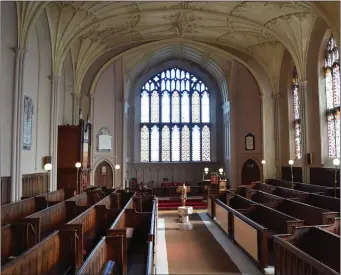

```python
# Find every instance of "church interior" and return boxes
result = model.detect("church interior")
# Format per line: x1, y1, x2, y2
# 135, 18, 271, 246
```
1, 1, 340, 274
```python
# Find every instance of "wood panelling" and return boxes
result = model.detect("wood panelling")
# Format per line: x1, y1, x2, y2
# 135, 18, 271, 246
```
234, 215, 258, 261
281, 166, 302, 182
310, 167, 340, 187
22, 173, 48, 199
215, 202, 229, 234
1, 177, 11, 205
95, 161, 113, 188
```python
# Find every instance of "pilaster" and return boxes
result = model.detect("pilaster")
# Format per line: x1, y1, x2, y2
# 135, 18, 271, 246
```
49, 75, 60, 191
273, 93, 281, 178
299, 80, 309, 183
72, 93, 81, 125
11, 47, 26, 201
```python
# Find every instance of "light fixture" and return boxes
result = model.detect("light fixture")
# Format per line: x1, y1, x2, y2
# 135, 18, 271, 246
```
288, 159, 294, 189
75, 162, 81, 168
44, 163, 52, 208
333, 158, 340, 198
218, 168, 223, 174
204, 167, 209, 174
261, 160, 266, 165
115, 164, 121, 170
44, 163, 52, 171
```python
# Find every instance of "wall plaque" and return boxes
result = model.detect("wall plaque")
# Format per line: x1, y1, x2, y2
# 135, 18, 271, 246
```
97, 127, 112, 152
245, 133, 255, 150
23, 96, 34, 150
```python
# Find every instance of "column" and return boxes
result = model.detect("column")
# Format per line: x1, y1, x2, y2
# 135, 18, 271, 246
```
222, 102, 230, 179
299, 80, 309, 183
261, 93, 276, 179
89, 94, 96, 186
72, 93, 81, 125
273, 93, 281, 178
49, 76, 60, 191
11, 47, 26, 201
123, 101, 129, 188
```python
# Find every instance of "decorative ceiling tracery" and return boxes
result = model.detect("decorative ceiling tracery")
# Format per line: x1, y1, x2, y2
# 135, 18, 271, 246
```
16, 1, 339, 95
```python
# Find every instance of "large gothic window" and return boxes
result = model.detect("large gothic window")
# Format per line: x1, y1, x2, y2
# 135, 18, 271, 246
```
140, 67, 211, 162
292, 67, 302, 159
324, 35, 340, 158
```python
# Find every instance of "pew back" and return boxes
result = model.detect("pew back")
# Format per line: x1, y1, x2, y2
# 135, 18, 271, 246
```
274, 227, 340, 275
299, 193, 340, 212
1, 198, 38, 226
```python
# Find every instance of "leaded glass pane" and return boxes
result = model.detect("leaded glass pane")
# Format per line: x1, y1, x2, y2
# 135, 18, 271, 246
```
202, 126, 210, 161
172, 126, 180, 161
151, 126, 159, 161
181, 126, 190, 161
294, 121, 302, 159
162, 92, 170, 123
192, 91, 200, 123
141, 91, 149, 123
326, 68, 334, 109
328, 114, 336, 157
192, 125, 200, 161
140, 126, 149, 162
161, 126, 170, 161
333, 64, 340, 107
202, 91, 210, 123
172, 91, 180, 123
181, 92, 190, 123
335, 113, 340, 158
151, 91, 159, 123
293, 85, 300, 120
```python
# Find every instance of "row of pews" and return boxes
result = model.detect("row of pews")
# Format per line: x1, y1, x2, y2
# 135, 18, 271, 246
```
266, 178, 340, 198
1, 187, 157, 275
208, 181, 340, 275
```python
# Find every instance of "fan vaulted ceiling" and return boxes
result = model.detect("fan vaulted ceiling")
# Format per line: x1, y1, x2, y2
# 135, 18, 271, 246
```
17, 1, 340, 94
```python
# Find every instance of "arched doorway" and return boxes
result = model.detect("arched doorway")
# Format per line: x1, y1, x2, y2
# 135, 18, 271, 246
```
241, 159, 261, 185
94, 161, 113, 188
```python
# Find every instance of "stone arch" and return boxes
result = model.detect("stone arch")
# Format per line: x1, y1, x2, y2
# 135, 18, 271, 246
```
92, 157, 115, 188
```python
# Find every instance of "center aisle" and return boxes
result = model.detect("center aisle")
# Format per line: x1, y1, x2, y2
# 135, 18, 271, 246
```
156, 210, 262, 275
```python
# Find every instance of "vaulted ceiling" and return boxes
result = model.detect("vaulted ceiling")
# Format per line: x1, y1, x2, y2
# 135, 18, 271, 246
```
17, 1, 340, 95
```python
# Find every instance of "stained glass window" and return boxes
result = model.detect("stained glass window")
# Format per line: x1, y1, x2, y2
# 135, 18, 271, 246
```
292, 68, 302, 159
140, 67, 211, 162
324, 35, 340, 158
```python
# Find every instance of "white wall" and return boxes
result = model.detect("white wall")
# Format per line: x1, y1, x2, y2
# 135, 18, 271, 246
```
21, 12, 52, 175
0, 1, 17, 177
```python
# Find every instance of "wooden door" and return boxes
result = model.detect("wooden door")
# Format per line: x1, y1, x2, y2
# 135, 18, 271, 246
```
95, 161, 113, 188
241, 159, 261, 186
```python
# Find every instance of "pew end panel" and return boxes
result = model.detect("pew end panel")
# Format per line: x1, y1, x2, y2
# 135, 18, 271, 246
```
60, 224, 84, 270
318, 217, 340, 235
274, 226, 340, 275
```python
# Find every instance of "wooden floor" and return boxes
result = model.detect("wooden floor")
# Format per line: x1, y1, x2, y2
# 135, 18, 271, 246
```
157, 210, 264, 275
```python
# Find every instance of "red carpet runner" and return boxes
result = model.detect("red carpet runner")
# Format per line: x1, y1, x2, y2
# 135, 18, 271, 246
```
158, 198, 207, 210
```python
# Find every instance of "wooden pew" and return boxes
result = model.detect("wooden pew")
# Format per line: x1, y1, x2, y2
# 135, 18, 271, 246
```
325, 187, 340, 198
77, 199, 157, 275
77, 237, 121, 275
318, 217, 340, 235
146, 199, 157, 275
274, 226, 340, 275
1, 228, 83, 275
297, 193, 340, 212
266, 178, 330, 194
1, 189, 70, 226
242, 190, 287, 205
269, 199, 339, 226
62, 198, 122, 267
1, 191, 103, 266
214, 199, 304, 268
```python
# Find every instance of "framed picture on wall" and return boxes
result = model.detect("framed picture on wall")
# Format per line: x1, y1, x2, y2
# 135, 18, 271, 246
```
23, 95, 34, 150
245, 133, 255, 150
